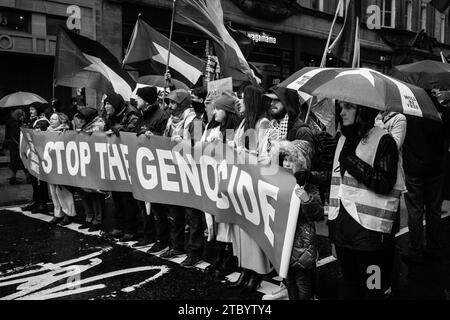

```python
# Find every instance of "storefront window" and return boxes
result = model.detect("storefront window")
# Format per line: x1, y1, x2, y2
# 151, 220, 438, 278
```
46, 15, 68, 36
0, 8, 30, 33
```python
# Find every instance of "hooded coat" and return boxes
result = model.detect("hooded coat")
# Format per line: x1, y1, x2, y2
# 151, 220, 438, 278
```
268, 86, 318, 164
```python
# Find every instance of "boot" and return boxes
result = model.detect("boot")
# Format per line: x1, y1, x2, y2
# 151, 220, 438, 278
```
205, 241, 225, 275
216, 243, 237, 278
241, 272, 262, 293
227, 268, 252, 289
22, 201, 37, 212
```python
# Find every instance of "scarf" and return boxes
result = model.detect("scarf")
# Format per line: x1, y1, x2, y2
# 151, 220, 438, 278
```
266, 113, 289, 152
164, 108, 196, 137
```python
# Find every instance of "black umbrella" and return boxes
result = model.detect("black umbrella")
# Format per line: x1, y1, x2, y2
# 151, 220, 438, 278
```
390, 60, 450, 90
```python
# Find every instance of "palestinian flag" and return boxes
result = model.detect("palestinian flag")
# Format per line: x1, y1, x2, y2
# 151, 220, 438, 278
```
329, 0, 361, 67
54, 28, 136, 100
174, 0, 255, 86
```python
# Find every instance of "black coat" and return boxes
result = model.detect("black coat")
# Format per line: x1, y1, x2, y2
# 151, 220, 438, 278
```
135, 103, 168, 136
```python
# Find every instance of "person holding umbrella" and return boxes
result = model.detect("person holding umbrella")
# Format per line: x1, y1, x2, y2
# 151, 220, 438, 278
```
22, 102, 50, 213
328, 101, 400, 300
5, 109, 29, 185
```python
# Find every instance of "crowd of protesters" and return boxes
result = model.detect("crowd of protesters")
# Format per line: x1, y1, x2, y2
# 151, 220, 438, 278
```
4, 71, 450, 301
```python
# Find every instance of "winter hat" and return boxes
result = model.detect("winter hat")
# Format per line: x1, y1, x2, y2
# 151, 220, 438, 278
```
76, 107, 98, 124
212, 92, 238, 114
273, 139, 312, 173
104, 92, 126, 115
136, 86, 158, 104
166, 89, 192, 105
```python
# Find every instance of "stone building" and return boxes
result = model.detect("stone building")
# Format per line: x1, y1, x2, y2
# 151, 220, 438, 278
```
1, 0, 450, 107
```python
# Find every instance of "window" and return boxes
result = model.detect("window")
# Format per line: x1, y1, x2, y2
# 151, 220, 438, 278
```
421, 2, 427, 31
441, 14, 446, 43
46, 15, 67, 36
0, 8, 31, 33
382, 0, 396, 28
406, 0, 412, 30
312, 0, 324, 11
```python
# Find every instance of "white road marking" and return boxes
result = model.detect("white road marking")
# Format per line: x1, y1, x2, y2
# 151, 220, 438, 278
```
3, 206, 450, 290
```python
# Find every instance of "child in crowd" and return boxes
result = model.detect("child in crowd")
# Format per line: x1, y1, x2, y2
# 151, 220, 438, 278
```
275, 139, 324, 300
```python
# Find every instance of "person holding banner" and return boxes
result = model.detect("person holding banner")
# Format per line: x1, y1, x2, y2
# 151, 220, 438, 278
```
103, 93, 141, 241
203, 93, 242, 277
134, 86, 168, 247
159, 89, 197, 259
228, 86, 273, 293
328, 101, 400, 300
47, 112, 77, 226
22, 102, 50, 214
276, 139, 324, 300
73, 107, 106, 232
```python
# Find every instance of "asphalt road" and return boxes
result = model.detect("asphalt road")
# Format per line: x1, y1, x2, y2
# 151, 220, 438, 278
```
1, 205, 449, 301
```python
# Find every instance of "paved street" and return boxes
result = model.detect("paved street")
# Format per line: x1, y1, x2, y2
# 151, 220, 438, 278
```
1, 195, 449, 300
1, 152, 450, 300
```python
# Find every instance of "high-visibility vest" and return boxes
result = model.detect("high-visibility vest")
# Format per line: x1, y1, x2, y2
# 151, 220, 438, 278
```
328, 127, 401, 234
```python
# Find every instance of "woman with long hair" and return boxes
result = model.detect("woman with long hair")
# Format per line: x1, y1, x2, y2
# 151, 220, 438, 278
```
328, 101, 400, 300
203, 93, 241, 278
227, 85, 273, 293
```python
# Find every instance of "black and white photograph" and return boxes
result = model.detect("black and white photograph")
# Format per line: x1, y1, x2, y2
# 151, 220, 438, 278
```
1, 0, 450, 309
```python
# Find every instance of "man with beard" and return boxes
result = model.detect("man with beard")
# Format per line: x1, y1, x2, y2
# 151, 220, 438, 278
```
134, 86, 169, 247
264, 87, 317, 159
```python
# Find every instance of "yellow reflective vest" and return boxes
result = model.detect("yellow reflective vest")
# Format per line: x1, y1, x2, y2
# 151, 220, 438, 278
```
328, 127, 401, 234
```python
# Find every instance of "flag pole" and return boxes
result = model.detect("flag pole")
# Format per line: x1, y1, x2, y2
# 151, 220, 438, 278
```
441, 51, 448, 64
163, 0, 177, 101
320, 0, 343, 68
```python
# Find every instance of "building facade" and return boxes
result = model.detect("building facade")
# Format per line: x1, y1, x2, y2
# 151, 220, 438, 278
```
1, 0, 450, 107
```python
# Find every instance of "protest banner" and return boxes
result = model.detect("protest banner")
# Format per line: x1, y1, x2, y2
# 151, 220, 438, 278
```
20, 128, 300, 278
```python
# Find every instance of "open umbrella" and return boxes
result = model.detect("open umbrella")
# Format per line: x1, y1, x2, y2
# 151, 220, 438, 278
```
137, 75, 189, 91
278, 67, 441, 122
0, 91, 47, 108
390, 60, 450, 90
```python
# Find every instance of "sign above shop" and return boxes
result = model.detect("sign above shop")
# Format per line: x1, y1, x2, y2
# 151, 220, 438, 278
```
246, 32, 277, 45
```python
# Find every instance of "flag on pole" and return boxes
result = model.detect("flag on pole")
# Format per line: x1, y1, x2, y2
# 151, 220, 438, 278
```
123, 17, 205, 88
54, 28, 136, 100
441, 51, 448, 64
328, 0, 361, 68
174, 0, 255, 86
431, 0, 450, 13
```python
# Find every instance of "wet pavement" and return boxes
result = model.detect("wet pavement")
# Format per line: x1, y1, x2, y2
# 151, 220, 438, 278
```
0, 209, 261, 300
1, 204, 450, 300
1, 161, 450, 300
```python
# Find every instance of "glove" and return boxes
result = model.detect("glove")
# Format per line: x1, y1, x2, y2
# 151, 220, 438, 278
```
112, 127, 121, 137
136, 130, 146, 137
339, 136, 359, 164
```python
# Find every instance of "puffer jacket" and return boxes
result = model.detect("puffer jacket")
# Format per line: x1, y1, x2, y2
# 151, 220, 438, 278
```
290, 183, 324, 270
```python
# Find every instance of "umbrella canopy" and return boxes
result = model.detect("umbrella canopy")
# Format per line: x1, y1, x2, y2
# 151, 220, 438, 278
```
137, 75, 189, 91
390, 60, 450, 90
278, 67, 441, 122
0, 91, 47, 108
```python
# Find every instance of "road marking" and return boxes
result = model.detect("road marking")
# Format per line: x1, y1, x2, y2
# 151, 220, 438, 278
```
3, 206, 450, 292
